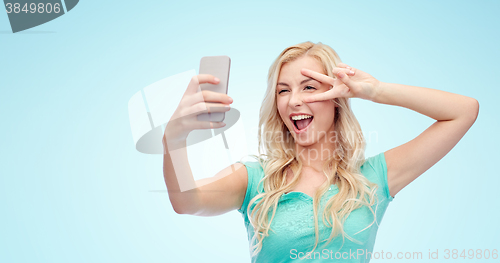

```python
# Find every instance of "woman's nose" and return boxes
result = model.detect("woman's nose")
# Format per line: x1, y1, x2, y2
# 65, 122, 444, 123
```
289, 91, 304, 107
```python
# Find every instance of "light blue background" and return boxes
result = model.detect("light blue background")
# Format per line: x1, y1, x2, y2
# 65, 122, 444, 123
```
1, 1, 499, 262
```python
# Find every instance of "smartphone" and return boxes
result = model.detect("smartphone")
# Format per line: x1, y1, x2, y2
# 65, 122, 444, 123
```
196, 56, 231, 122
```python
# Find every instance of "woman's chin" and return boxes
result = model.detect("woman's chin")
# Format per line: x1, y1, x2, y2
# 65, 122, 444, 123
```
293, 132, 316, 147
294, 139, 315, 147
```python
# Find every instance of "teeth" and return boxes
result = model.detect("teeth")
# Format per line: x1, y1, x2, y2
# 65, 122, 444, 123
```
291, 115, 313, 121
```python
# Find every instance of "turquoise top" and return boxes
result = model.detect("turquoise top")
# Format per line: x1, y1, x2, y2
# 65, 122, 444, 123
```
237, 153, 394, 263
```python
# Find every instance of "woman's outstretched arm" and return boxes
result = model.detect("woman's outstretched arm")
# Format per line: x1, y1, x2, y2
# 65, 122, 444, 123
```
163, 74, 248, 216
163, 138, 247, 216
301, 64, 479, 198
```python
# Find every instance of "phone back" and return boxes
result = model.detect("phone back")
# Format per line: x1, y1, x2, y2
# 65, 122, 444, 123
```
197, 56, 231, 122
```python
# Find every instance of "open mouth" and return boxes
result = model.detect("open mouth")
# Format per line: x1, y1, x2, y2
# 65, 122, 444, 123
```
291, 114, 314, 134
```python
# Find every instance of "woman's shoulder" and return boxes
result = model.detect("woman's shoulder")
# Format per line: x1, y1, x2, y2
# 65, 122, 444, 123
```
361, 152, 386, 175
239, 160, 264, 171
236, 158, 266, 215
360, 152, 394, 201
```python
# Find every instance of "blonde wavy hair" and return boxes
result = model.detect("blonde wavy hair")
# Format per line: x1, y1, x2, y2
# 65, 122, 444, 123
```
245, 41, 379, 257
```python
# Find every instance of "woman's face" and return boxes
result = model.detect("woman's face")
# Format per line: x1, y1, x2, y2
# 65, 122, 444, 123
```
276, 56, 337, 147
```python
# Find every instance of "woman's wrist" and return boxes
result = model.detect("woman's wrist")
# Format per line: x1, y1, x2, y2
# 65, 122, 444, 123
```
368, 80, 384, 103
162, 129, 188, 153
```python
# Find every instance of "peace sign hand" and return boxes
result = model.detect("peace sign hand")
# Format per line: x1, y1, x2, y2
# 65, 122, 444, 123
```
301, 63, 381, 103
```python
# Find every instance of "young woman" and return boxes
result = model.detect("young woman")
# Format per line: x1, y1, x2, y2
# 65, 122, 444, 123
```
162, 42, 479, 262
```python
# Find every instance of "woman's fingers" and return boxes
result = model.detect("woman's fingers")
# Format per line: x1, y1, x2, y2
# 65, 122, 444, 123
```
185, 90, 233, 106
337, 62, 352, 69
169, 102, 228, 136
301, 69, 335, 85
192, 121, 226, 130
303, 75, 353, 103
333, 79, 351, 97
303, 85, 351, 103
333, 67, 356, 76
301, 68, 354, 85
303, 89, 338, 103
333, 71, 358, 97
166, 74, 231, 141
300, 67, 355, 103
184, 102, 231, 116
186, 74, 221, 94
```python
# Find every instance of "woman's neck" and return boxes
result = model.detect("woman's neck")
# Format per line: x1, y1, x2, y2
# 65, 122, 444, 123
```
294, 140, 337, 172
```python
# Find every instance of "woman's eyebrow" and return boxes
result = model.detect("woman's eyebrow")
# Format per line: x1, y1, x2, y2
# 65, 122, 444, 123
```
277, 78, 315, 87
300, 78, 315, 85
